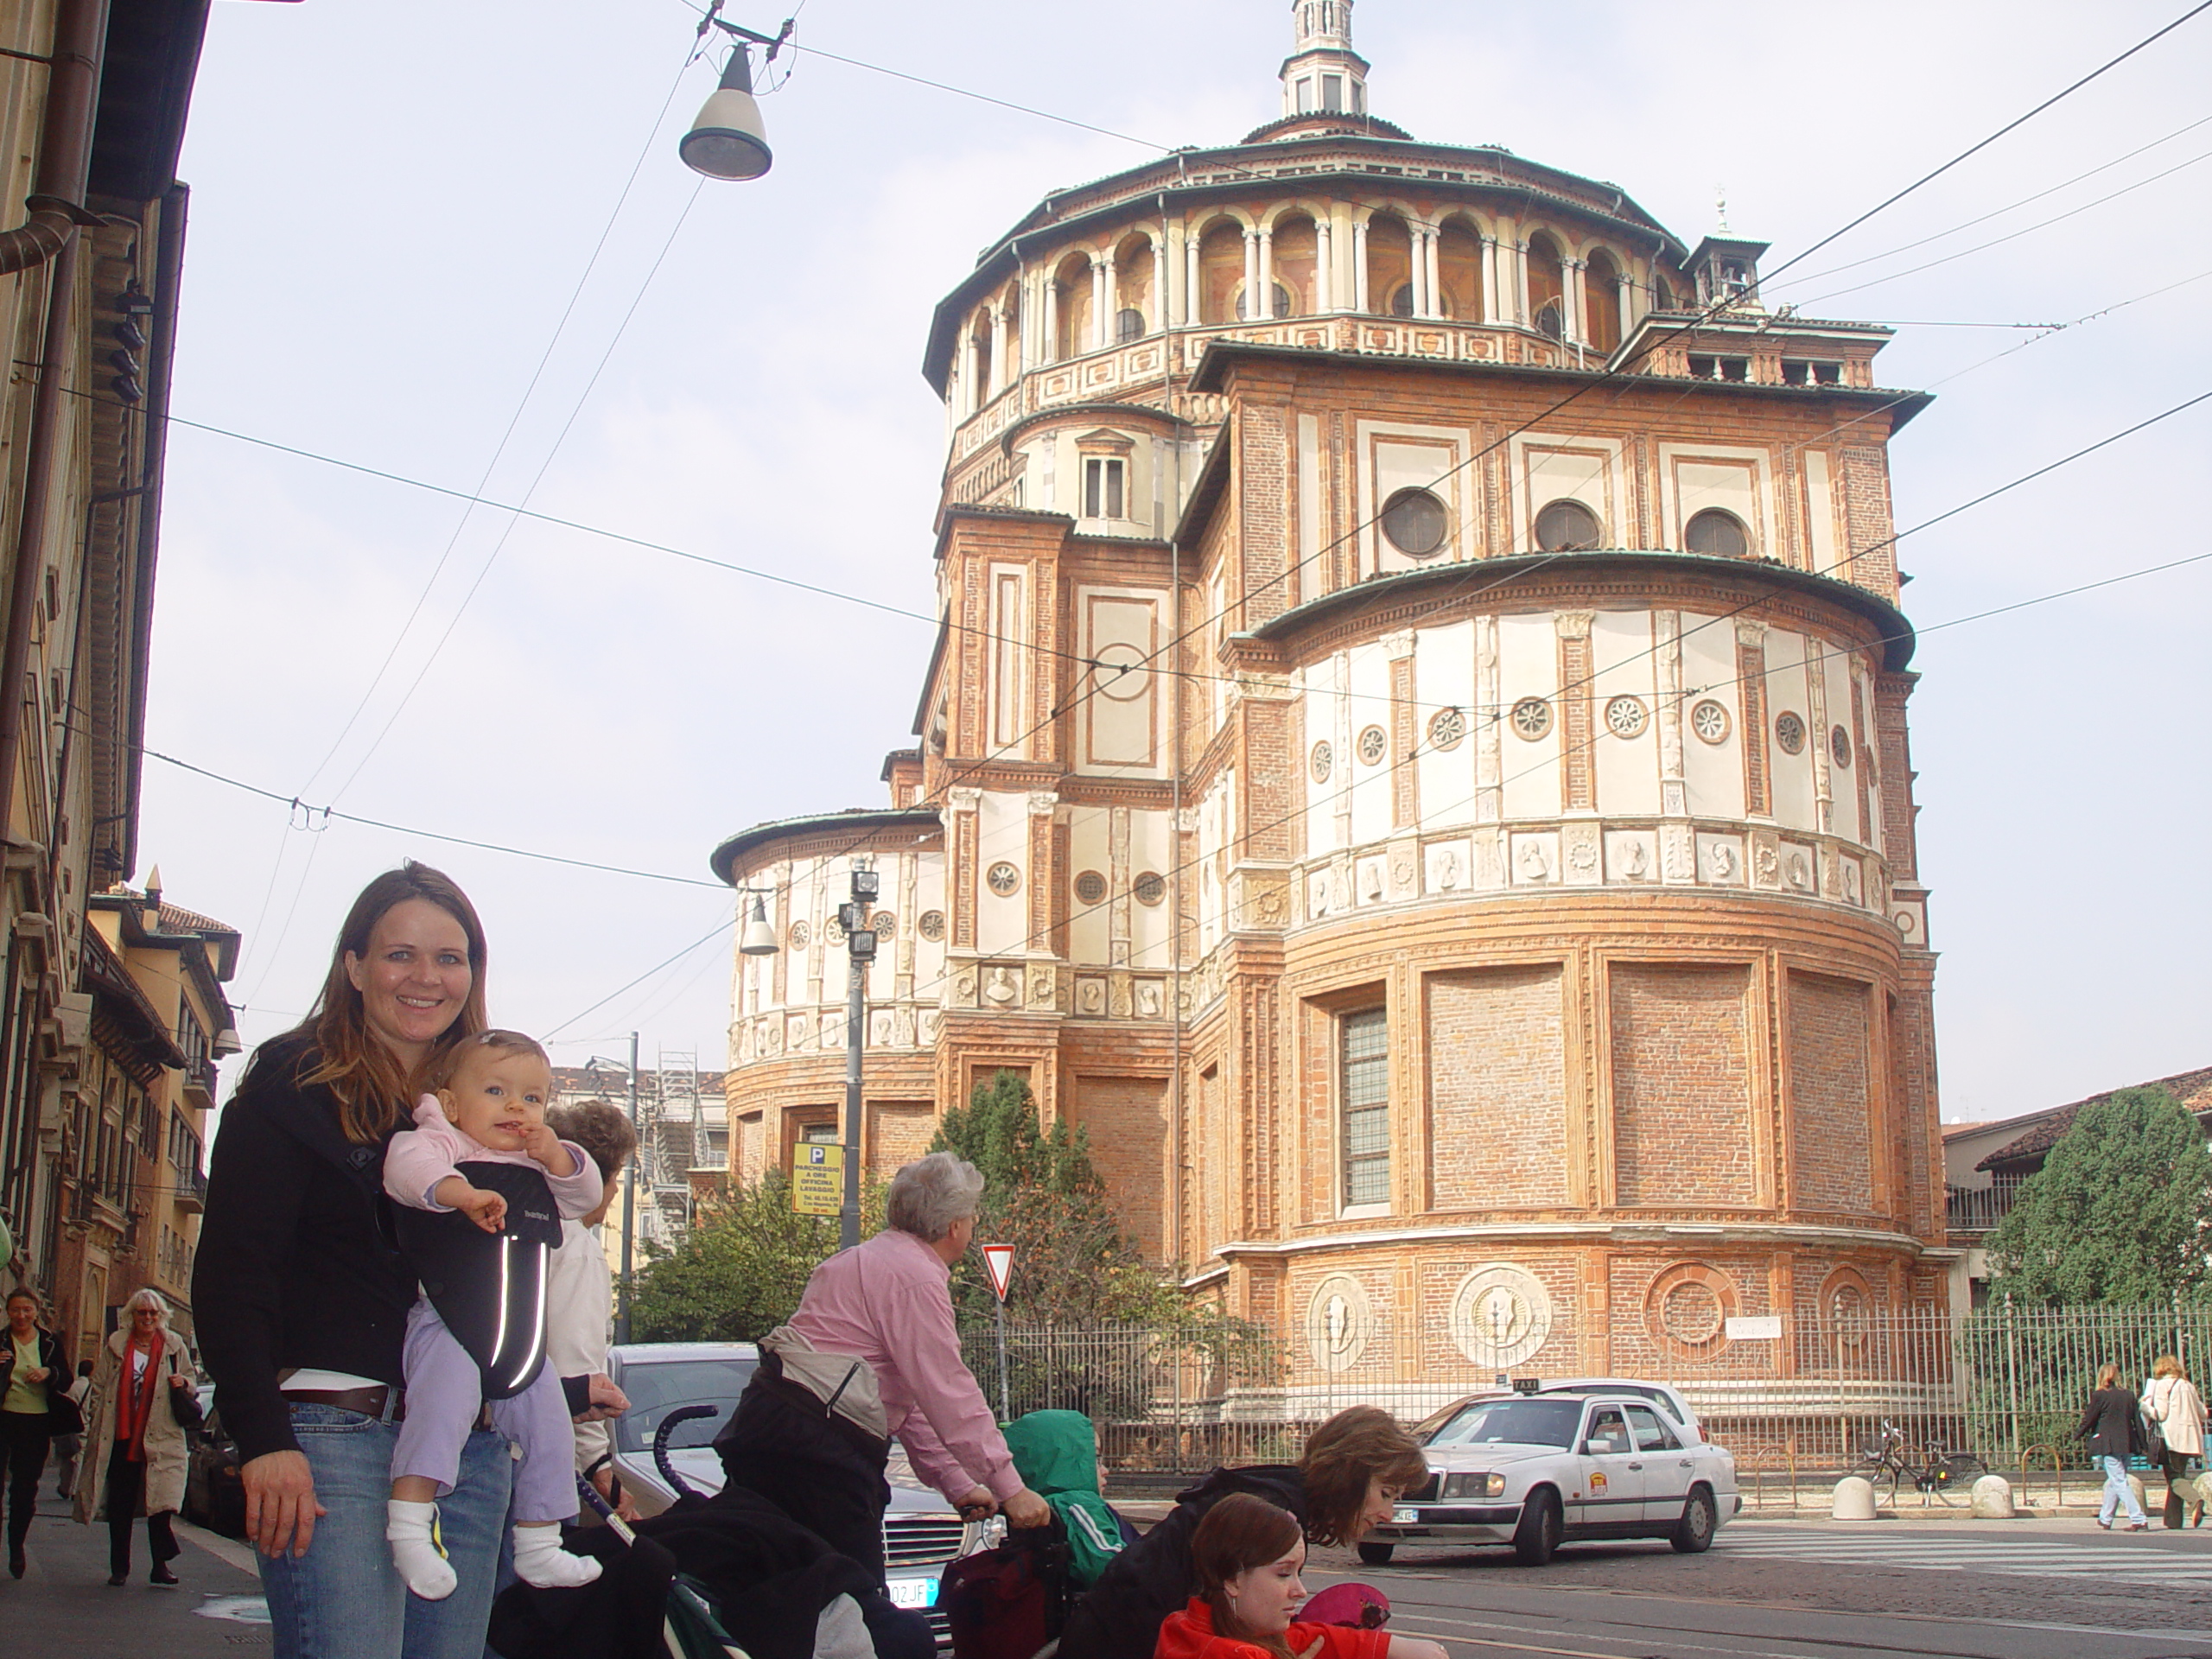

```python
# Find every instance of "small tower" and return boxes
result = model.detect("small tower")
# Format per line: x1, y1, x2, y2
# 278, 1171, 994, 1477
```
1281, 0, 1368, 118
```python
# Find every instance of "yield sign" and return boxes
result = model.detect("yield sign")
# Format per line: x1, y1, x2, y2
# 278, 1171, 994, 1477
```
981, 1243, 1014, 1302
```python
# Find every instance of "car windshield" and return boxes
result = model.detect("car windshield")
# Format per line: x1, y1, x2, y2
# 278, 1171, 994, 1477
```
1426, 1397, 1584, 1449
613, 1355, 758, 1454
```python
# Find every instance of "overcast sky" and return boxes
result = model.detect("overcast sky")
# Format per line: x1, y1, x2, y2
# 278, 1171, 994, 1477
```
151, 0, 2209, 1122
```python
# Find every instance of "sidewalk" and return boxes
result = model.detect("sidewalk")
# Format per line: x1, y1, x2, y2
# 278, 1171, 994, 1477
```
0, 1485, 270, 1653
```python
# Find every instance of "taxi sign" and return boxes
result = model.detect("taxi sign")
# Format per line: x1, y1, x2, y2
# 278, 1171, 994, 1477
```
792, 1142, 842, 1215
982, 1243, 1014, 1302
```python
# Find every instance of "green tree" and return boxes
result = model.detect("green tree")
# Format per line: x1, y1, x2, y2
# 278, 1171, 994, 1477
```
1986, 1086, 2212, 1306
629, 1170, 882, 1342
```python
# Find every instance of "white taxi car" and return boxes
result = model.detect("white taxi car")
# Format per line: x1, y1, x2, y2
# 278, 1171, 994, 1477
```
1359, 1390, 1739, 1567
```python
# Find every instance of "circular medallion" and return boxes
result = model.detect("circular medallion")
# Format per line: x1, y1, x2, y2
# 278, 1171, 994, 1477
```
1644, 1263, 1738, 1357
1092, 642, 1149, 702
1310, 741, 1333, 783
1604, 695, 1648, 739
825, 915, 846, 944
1774, 711, 1807, 755
1427, 706, 1467, 751
872, 911, 896, 938
918, 910, 946, 941
1509, 697, 1554, 741
1132, 871, 1166, 907
1689, 698, 1731, 745
1447, 1265, 1554, 1369
788, 919, 811, 949
1830, 725, 1853, 768
1660, 1281, 1724, 1344
1305, 1274, 1373, 1373
1356, 724, 1388, 766
1073, 869, 1107, 906
986, 861, 1021, 897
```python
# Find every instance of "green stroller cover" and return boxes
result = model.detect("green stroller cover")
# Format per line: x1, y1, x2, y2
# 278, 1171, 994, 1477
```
1002, 1410, 1124, 1588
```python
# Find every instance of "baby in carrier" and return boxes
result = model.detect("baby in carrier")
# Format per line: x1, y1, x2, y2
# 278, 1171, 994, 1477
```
382, 1029, 604, 1598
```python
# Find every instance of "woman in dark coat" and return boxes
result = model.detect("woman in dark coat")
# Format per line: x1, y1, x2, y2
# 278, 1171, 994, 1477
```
2, 1285, 70, 1578
1057, 1406, 1427, 1659
2076, 1360, 2150, 1531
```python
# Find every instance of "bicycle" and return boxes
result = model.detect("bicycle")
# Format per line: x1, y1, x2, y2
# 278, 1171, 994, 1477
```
1855, 1420, 1986, 1505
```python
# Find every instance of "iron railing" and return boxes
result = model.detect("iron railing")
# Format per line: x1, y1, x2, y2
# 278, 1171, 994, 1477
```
1944, 1175, 2026, 1235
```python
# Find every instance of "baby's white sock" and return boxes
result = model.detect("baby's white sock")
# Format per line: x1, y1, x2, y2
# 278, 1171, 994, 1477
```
386, 1499, 457, 1601
512, 1524, 601, 1589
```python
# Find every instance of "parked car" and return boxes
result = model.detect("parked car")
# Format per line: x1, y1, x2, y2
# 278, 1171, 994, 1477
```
1411, 1377, 1703, 1445
605, 1341, 987, 1633
181, 1402, 246, 1540
1361, 1390, 1739, 1566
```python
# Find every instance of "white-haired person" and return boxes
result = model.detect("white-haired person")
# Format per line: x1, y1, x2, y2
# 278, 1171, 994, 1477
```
715, 1151, 1052, 1587
76, 1287, 196, 1585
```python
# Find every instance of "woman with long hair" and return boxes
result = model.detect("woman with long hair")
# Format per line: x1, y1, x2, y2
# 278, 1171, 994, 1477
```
1062, 1406, 1429, 1659
2076, 1359, 2150, 1531
194, 863, 511, 1656
2, 1284, 68, 1577
2146, 1354, 2207, 1529
74, 1287, 196, 1584
1155, 1494, 1446, 1659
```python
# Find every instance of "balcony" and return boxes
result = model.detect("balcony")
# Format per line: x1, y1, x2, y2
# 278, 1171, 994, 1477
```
1945, 1174, 2026, 1236
181, 1058, 217, 1106
173, 1163, 207, 1214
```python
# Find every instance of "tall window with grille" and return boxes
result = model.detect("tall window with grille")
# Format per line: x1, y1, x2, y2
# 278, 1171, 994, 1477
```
1340, 1007, 1389, 1207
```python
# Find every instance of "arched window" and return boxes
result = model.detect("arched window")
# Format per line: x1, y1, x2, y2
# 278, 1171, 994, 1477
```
1534, 499, 1603, 551
1271, 215, 1319, 315
1684, 508, 1750, 557
1389, 283, 1414, 318
1584, 249, 1622, 353
1526, 232, 1564, 335
1053, 254, 1093, 359
1365, 213, 1412, 315
1115, 233, 1154, 340
970, 322, 993, 404
1116, 308, 1145, 343
1437, 221, 1482, 320
1198, 219, 1245, 326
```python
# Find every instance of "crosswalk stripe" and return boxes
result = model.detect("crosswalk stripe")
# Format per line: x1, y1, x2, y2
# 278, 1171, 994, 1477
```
1713, 1532, 2212, 1582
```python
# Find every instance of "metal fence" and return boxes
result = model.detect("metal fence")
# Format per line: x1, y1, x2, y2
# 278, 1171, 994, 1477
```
958, 1304, 2212, 1503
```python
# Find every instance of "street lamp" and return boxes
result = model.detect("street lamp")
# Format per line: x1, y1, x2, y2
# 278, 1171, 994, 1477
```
837, 862, 880, 1250
734, 889, 779, 956
678, 4, 794, 181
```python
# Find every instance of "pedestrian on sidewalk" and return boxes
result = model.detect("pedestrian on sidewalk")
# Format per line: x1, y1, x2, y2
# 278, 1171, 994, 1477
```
2145, 1354, 2206, 1529
2075, 1360, 2150, 1531
2, 1284, 69, 1578
53, 1360, 93, 1501
75, 1287, 196, 1586
543, 1099, 639, 1519
193, 863, 512, 1659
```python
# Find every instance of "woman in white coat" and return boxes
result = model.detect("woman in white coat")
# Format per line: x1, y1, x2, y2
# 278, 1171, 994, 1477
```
2148, 1354, 2208, 1529
75, 1288, 196, 1584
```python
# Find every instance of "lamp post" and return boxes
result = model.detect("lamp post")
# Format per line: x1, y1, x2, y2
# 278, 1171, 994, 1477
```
678, 3, 794, 181
837, 863, 880, 1251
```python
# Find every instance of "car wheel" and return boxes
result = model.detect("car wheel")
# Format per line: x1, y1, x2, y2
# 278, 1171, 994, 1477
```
1513, 1488, 1561, 1566
1670, 1486, 1717, 1554
1357, 1541, 1394, 1566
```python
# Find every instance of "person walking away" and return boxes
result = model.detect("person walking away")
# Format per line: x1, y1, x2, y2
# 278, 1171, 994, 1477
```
1, 1285, 67, 1577
379, 1030, 603, 1597
715, 1151, 1053, 1586
1060, 1406, 1428, 1659
193, 862, 513, 1659
74, 1288, 195, 1585
543, 1100, 638, 1518
1154, 1493, 1446, 1659
2145, 1354, 2207, 1529
53, 1360, 93, 1501
2077, 1360, 2151, 1531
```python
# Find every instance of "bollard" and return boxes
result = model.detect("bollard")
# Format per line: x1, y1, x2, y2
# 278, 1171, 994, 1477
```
1969, 1474, 2014, 1519
1832, 1476, 1878, 1521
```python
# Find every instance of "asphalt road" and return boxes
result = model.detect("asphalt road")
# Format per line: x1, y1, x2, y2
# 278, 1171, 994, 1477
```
1306, 1517, 2212, 1659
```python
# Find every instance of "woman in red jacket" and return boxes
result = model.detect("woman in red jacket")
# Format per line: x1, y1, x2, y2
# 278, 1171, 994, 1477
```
1156, 1495, 1446, 1659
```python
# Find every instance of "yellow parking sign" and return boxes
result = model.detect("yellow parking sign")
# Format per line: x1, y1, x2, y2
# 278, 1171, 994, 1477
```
792, 1142, 843, 1215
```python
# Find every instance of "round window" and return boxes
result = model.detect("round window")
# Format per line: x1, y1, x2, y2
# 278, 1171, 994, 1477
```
987, 861, 1022, 896
1830, 725, 1853, 768
918, 910, 946, 941
1533, 499, 1602, 552
1389, 283, 1415, 318
1509, 697, 1554, 741
1073, 870, 1107, 906
1774, 711, 1807, 755
788, 920, 811, 949
1604, 695, 1648, 739
1356, 724, 1388, 766
1310, 741, 1332, 783
1684, 508, 1749, 557
1380, 487, 1448, 556
1427, 706, 1467, 750
1132, 871, 1166, 907
1689, 698, 1731, 745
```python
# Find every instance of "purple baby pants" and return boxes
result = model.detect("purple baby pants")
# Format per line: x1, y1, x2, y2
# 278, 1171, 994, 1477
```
393, 1299, 575, 1525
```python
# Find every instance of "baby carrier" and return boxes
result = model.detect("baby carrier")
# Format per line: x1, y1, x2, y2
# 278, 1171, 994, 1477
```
392, 1160, 563, 1400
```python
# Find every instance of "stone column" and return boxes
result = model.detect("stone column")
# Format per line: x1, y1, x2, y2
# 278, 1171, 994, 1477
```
1478, 233, 1498, 323
1100, 256, 1118, 348
1314, 217, 1334, 310
1256, 226, 1274, 318
992, 304, 1011, 396
1422, 226, 1442, 321
1565, 257, 1587, 346
1242, 228, 1261, 320
1351, 217, 1370, 313
1618, 271, 1640, 335
1043, 278, 1059, 364
1185, 231, 1201, 326
1513, 239, 1531, 326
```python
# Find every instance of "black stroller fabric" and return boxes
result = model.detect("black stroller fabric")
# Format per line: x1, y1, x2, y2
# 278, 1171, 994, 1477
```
393, 1159, 563, 1401
489, 1484, 912, 1659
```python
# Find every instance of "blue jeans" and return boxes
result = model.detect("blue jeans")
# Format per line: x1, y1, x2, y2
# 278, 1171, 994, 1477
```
258, 1403, 515, 1659
2099, 1454, 2147, 1525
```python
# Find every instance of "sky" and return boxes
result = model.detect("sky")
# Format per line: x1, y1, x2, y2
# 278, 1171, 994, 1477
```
148, 0, 2211, 1122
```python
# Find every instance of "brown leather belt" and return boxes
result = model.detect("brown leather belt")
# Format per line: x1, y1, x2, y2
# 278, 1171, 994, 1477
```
284, 1386, 403, 1421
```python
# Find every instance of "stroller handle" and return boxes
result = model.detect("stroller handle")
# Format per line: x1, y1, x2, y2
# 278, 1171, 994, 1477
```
653, 1403, 721, 1500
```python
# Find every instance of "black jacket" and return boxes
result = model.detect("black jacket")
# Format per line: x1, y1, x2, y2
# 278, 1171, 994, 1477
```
0, 1324, 68, 1425
1057, 1465, 1306, 1659
191, 1034, 421, 1463
2077, 1386, 2143, 1464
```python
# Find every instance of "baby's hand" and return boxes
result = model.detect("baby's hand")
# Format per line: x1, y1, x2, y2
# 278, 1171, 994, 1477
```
452, 1184, 507, 1233
522, 1122, 571, 1173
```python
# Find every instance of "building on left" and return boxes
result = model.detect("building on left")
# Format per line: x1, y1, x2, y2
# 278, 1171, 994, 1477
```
0, 0, 224, 1359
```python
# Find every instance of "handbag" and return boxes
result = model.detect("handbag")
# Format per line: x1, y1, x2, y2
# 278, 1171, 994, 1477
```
167, 1352, 205, 1434
46, 1387, 84, 1437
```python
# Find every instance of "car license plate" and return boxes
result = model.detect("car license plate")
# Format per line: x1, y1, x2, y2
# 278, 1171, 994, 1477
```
887, 1576, 938, 1610
1392, 1507, 1416, 1524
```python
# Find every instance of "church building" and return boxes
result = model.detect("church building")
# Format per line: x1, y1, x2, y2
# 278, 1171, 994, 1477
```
711, 1, 1949, 1381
